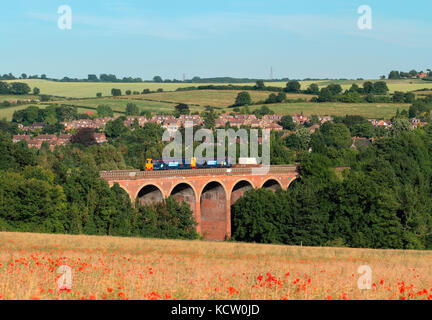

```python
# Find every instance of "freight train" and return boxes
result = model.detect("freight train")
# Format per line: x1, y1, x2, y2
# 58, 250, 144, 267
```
145, 157, 233, 171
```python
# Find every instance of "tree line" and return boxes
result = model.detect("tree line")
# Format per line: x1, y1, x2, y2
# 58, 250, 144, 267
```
0, 129, 198, 239
232, 120, 432, 250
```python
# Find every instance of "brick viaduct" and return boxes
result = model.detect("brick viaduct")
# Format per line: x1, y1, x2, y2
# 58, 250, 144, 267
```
100, 165, 300, 241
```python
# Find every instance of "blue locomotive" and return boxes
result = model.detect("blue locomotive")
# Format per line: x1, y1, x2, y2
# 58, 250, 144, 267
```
145, 157, 232, 171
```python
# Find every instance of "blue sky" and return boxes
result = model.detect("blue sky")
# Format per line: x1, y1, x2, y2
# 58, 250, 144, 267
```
1, 0, 431, 80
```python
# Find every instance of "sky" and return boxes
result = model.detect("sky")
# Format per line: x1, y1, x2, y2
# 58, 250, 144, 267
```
0, 0, 431, 80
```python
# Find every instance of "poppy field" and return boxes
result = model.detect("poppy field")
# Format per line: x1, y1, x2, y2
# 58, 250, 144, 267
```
1, 232, 432, 300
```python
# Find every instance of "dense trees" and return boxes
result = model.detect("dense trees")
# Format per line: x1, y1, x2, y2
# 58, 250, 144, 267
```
111, 88, 122, 96
279, 115, 296, 130
174, 103, 190, 115
202, 106, 216, 129
0, 169, 68, 233
234, 92, 252, 106
233, 123, 432, 249
125, 103, 140, 116
134, 198, 198, 239
0, 81, 31, 95
315, 81, 391, 103
97, 104, 114, 117
305, 83, 320, 95
71, 128, 98, 147
0, 127, 199, 239
153, 76, 163, 83
285, 81, 301, 93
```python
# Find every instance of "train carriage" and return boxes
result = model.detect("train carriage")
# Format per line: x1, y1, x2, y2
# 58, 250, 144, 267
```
145, 157, 232, 171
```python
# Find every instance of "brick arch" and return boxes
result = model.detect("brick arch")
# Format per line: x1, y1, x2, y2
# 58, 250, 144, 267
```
135, 183, 165, 206
168, 181, 198, 202
200, 180, 228, 241
169, 182, 198, 215
100, 165, 300, 240
109, 182, 129, 196
287, 176, 302, 189
260, 178, 282, 192
230, 179, 255, 206
198, 179, 228, 200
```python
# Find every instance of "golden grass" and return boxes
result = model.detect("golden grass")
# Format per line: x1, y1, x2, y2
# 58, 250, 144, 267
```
124, 90, 313, 107
247, 102, 409, 119
1, 232, 431, 300
6, 79, 432, 99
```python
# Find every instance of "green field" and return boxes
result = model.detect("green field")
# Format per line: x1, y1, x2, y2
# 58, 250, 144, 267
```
0, 104, 50, 121
0, 94, 38, 101
124, 90, 313, 107
5, 80, 223, 98
0, 99, 409, 121
1, 78, 425, 120
265, 79, 432, 93
247, 102, 409, 119
51, 98, 178, 114
6, 79, 432, 99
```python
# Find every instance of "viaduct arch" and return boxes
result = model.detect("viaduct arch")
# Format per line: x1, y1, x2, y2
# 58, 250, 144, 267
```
101, 165, 300, 241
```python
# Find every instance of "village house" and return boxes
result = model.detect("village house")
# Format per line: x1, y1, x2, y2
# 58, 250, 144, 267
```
27, 139, 43, 149
152, 115, 176, 125
319, 116, 333, 124
179, 115, 203, 127
35, 134, 57, 142
368, 119, 392, 127
227, 119, 244, 128
162, 119, 181, 136
93, 116, 117, 127
94, 133, 108, 144
262, 123, 283, 131
292, 114, 308, 125
410, 118, 427, 129
414, 72, 428, 79
124, 116, 148, 128
249, 119, 263, 128
12, 134, 31, 143
29, 122, 45, 131
57, 134, 72, 146
308, 124, 321, 134
12, 133, 71, 150
262, 114, 283, 123
215, 118, 226, 128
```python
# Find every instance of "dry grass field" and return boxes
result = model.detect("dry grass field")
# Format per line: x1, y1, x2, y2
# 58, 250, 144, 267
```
1, 232, 431, 300
6, 79, 432, 99
124, 90, 313, 107
248, 102, 410, 119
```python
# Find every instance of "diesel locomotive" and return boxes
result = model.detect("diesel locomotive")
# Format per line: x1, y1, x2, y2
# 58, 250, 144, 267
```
145, 157, 233, 171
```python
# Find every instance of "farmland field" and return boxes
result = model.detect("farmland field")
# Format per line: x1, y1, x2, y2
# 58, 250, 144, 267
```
247, 102, 409, 119
0, 104, 49, 121
0, 232, 431, 300
49, 98, 178, 115
0, 100, 408, 120
124, 90, 314, 107
260, 79, 432, 93
5, 79, 432, 99
0, 94, 38, 102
